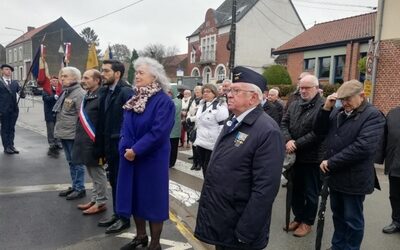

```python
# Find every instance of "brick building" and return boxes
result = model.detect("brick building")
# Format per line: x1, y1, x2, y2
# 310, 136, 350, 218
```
186, 0, 304, 84
272, 12, 376, 85
163, 54, 188, 82
5, 17, 87, 81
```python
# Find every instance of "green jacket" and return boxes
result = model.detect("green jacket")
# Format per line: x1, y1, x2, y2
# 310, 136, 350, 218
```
170, 87, 182, 138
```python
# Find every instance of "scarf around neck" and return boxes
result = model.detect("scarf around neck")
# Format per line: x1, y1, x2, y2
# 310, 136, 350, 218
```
123, 82, 161, 113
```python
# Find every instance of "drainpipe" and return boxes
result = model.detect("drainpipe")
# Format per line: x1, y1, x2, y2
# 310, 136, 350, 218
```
371, 0, 385, 104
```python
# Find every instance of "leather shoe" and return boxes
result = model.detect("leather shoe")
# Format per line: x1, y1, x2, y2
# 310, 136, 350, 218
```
77, 201, 95, 210
59, 187, 74, 197
66, 190, 86, 200
382, 222, 400, 234
105, 218, 130, 234
120, 235, 149, 250
98, 214, 118, 227
10, 146, 19, 154
293, 223, 312, 237
4, 147, 15, 154
283, 221, 300, 231
83, 204, 106, 215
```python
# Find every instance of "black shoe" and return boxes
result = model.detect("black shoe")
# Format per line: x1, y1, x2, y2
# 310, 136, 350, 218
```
10, 146, 19, 154
59, 187, 74, 197
4, 147, 15, 154
195, 165, 201, 171
382, 222, 400, 234
66, 190, 86, 200
190, 164, 197, 170
188, 156, 193, 160
120, 235, 149, 250
105, 218, 130, 234
98, 214, 118, 227
282, 182, 288, 188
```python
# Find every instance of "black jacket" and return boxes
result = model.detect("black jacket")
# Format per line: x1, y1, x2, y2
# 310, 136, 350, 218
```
315, 101, 386, 195
195, 107, 284, 250
72, 88, 101, 166
0, 78, 21, 114
95, 80, 133, 161
281, 94, 325, 164
42, 88, 57, 122
377, 107, 400, 177
262, 100, 283, 125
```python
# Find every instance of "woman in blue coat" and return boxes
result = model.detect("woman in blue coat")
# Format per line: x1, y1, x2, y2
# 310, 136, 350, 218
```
117, 57, 175, 250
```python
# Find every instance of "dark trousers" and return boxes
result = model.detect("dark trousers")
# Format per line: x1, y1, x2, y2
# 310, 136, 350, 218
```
192, 145, 199, 167
0, 111, 18, 149
389, 175, 400, 226
330, 190, 365, 250
292, 163, 321, 225
216, 246, 246, 250
45, 121, 60, 147
170, 137, 180, 167
197, 146, 212, 177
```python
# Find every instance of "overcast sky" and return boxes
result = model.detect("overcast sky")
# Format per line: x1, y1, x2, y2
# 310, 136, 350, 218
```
0, 0, 378, 54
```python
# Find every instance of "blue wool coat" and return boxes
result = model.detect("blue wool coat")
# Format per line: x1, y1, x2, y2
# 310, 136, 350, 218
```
116, 91, 175, 221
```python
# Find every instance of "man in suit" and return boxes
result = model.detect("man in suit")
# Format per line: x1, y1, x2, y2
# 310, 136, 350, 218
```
195, 66, 284, 250
0, 64, 25, 154
95, 59, 133, 234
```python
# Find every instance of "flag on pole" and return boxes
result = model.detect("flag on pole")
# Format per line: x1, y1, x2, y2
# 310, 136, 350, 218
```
103, 45, 113, 60
32, 45, 51, 95
63, 42, 71, 66
86, 44, 99, 70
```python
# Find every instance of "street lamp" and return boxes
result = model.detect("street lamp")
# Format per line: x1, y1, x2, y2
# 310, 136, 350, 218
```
5, 26, 25, 35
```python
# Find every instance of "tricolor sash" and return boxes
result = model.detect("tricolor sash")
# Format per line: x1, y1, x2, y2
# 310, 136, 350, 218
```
79, 99, 96, 142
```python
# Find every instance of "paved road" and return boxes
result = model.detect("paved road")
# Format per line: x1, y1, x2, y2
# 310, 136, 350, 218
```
1, 97, 399, 250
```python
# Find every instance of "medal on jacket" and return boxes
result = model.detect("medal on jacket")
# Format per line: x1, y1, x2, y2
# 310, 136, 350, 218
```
234, 132, 248, 147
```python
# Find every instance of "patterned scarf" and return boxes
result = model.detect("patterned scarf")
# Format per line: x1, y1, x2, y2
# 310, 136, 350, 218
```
123, 82, 161, 113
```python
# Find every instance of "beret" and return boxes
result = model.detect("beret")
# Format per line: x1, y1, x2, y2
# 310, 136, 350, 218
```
232, 66, 267, 92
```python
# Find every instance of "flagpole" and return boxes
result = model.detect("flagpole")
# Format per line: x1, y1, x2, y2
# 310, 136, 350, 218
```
18, 33, 47, 104
228, 0, 237, 78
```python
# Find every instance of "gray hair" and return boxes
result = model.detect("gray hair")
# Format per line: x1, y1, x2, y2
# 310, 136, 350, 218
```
269, 88, 279, 96
194, 85, 202, 92
247, 83, 263, 102
61, 66, 81, 82
134, 57, 170, 93
300, 74, 319, 87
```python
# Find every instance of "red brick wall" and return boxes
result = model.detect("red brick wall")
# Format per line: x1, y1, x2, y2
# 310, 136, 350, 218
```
343, 42, 361, 81
286, 52, 304, 84
374, 39, 400, 113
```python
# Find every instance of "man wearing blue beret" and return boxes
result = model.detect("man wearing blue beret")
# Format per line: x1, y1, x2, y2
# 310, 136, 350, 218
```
195, 66, 285, 250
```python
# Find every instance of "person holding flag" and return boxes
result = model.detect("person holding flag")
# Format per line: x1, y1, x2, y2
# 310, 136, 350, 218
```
72, 69, 108, 215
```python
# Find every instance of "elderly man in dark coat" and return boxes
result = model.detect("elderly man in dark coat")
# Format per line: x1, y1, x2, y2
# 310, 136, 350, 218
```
316, 80, 385, 250
377, 106, 400, 234
195, 66, 284, 250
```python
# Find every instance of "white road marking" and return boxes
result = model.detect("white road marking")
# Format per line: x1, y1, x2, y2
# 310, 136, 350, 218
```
178, 149, 193, 156
173, 159, 204, 180
117, 233, 192, 250
0, 183, 94, 195
169, 180, 200, 207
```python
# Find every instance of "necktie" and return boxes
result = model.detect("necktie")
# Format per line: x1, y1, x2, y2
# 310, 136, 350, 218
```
6, 80, 11, 86
228, 118, 238, 133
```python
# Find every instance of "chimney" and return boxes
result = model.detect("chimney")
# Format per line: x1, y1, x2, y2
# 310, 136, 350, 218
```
27, 26, 35, 32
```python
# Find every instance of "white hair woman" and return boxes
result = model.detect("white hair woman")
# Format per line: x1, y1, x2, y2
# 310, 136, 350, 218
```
117, 57, 175, 250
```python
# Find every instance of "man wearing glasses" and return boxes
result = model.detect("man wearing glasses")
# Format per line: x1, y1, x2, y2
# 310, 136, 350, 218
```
281, 74, 326, 237
316, 80, 385, 250
195, 66, 284, 250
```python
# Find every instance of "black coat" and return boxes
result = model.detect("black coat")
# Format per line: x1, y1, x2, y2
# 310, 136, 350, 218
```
315, 101, 386, 195
42, 88, 57, 122
281, 94, 325, 164
195, 107, 284, 250
95, 80, 133, 161
377, 107, 400, 177
262, 100, 283, 125
72, 88, 101, 166
0, 78, 21, 115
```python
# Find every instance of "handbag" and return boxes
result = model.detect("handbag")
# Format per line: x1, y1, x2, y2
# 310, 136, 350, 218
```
189, 128, 197, 142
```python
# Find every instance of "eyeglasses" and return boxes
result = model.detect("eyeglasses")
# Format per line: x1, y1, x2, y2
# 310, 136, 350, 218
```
227, 88, 255, 95
299, 86, 316, 90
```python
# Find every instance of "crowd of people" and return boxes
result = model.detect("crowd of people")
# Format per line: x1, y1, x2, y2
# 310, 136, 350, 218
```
1, 59, 400, 250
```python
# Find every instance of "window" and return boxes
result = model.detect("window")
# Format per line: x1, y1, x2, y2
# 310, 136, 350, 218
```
8, 49, 12, 63
334, 55, 346, 84
200, 35, 216, 62
359, 52, 367, 82
203, 67, 212, 84
304, 58, 315, 71
19, 47, 23, 61
216, 66, 226, 81
14, 48, 17, 62
319, 57, 330, 78
191, 68, 200, 77
190, 51, 196, 64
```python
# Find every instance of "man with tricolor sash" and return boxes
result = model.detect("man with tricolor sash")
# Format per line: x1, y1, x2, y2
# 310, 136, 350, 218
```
72, 69, 108, 215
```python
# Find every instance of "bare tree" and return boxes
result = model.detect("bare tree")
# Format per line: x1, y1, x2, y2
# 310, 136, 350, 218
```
111, 44, 131, 63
